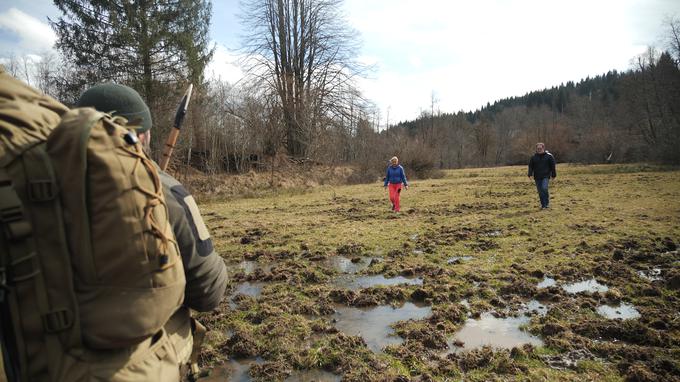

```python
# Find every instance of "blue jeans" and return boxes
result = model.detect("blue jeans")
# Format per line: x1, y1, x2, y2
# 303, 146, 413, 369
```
534, 177, 550, 208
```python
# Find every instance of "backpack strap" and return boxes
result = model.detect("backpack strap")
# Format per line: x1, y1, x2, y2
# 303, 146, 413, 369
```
0, 158, 81, 381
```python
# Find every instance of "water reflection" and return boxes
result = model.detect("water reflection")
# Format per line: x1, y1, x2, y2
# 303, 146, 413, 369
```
332, 275, 423, 291
324, 256, 374, 274
562, 279, 609, 294
446, 313, 543, 353
596, 303, 641, 320
332, 302, 432, 352
229, 282, 266, 308
536, 277, 556, 288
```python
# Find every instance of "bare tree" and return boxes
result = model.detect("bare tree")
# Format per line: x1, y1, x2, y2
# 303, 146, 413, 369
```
240, 0, 366, 158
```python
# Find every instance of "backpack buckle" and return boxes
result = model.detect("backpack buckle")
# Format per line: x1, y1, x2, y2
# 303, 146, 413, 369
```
42, 309, 73, 333
0, 205, 32, 242
28, 179, 56, 202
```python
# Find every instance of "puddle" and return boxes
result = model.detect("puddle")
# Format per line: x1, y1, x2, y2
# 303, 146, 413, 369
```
596, 303, 641, 320
332, 275, 423, 291
446, 313, 543, 353
523, 300, 548, 316
562, 279, 609, 294
536, 277, 556, 288
201, 358, 264, 382
324, 256, 374, 274
229, 282, 265, 308
447, 256, 472, 264
637, 268, 662, 281
332, 302, 432, 352
204, 359, 340, 382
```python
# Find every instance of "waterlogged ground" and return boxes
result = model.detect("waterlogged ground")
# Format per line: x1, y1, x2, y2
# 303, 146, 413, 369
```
195, 164, 680, 381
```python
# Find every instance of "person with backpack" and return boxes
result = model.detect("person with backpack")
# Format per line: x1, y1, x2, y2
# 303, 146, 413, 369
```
528, 142, 557, 209
75, 83, 229, 379
0, 67, 226, 382
383, 156, 409, 212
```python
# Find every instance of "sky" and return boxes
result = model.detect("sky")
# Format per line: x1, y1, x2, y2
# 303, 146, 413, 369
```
1, 0, 679, 125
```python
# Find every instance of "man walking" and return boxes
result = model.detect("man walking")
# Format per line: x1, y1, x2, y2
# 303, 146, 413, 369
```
528, 143, 556, 209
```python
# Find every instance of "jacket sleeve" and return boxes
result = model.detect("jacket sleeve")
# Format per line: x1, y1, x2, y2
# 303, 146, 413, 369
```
550, 154, 557, 178
384, 167, 389, 187
160, 171, 228, 312
401, 166, 408, 186
528, 156, 534, 177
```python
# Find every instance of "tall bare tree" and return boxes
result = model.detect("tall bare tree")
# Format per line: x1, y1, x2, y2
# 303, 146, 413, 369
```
240, 0, 365, 158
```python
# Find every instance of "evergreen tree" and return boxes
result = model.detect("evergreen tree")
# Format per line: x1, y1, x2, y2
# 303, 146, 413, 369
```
50, 0, 214, 106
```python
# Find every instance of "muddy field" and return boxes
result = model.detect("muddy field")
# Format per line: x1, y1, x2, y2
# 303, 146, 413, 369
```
194, 164, 680, 381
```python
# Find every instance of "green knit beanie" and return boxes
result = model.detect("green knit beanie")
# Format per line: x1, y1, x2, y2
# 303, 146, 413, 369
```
76, 83, 152, 133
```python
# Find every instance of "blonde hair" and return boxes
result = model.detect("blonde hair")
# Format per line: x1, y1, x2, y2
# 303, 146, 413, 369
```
390, 156, 398, 164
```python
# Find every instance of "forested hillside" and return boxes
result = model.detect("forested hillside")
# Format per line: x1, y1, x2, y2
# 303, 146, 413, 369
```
392, 50, 680, 168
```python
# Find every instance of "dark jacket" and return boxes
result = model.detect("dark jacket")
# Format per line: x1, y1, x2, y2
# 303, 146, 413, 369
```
384, 165, 408, 187
528, 152, 556, 179
160, 170, 228, 311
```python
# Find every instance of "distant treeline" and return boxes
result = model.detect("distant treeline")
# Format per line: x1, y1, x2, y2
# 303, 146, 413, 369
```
389, 48, 679, 172
2, 1, 678, 181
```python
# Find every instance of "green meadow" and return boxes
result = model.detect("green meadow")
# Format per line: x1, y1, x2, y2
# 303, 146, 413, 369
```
196, 164, 680, 381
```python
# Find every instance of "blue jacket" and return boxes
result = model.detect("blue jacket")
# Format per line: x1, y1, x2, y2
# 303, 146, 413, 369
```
384, 164, 408, 187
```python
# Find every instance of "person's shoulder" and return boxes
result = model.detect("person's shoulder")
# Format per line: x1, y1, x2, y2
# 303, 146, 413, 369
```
545, 151, 555, 158
158, 168, 182, 188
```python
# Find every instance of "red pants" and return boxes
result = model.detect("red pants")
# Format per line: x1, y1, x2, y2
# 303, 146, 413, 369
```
388, 183, 403, 211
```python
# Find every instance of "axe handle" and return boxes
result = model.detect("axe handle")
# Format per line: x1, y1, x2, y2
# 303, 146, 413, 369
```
160, 127, 181, 171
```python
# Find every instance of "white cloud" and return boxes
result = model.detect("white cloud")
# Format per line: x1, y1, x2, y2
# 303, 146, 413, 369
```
206, 43, 244, 84
0, 7, 56, 53
344, 0, 676, 122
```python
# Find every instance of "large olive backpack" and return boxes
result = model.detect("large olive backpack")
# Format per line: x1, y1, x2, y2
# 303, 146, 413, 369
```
0, 68, 186, 381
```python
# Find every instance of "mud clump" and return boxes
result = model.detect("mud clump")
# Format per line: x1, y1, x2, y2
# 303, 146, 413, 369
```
451, 346, 525, 374
666, 270, 680, 290
572, 320, 666, 347
249, 360, 291, 381
624, 363, 657, 382
240, 228, 266, 245
411, 288, 430, 302
660, 237, 677, 251
541, 322, 567, 336
467, 239, 499, 252
222, 331, 259, 358
529, 270, 544, 278
401, 327, 448, 350
500, 279, 537, 298
613, 249, 625, 261
337, 243, 366, 257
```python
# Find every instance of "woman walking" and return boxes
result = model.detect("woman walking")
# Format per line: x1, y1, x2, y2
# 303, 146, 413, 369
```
384, 156, 409, 212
